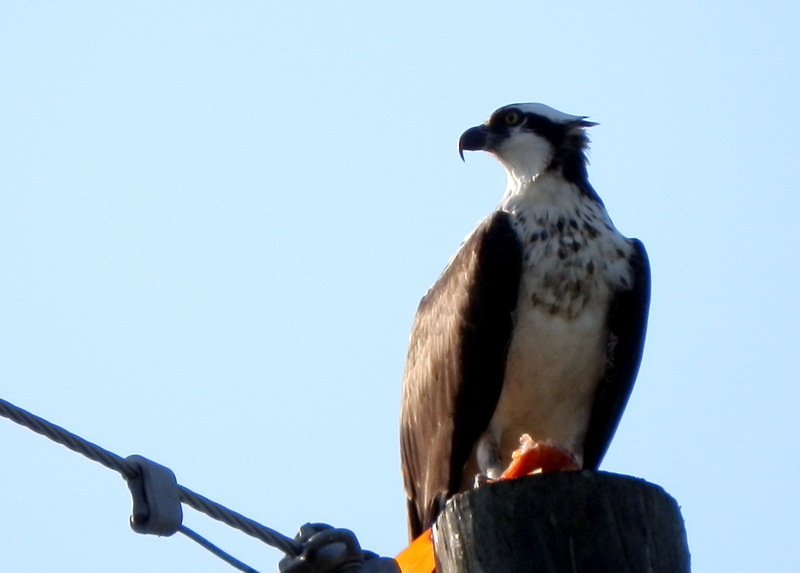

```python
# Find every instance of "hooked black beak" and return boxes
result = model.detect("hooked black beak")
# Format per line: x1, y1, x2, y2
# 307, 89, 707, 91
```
458, 125, 490, 161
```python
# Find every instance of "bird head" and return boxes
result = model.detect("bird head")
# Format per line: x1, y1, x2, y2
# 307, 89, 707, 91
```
458, 103, 597, 186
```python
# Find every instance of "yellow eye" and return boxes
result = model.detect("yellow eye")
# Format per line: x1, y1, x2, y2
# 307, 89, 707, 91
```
504, 111, 522, 126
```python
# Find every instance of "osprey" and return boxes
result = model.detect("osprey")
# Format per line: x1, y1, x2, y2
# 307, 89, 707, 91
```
400, 103, 650, 539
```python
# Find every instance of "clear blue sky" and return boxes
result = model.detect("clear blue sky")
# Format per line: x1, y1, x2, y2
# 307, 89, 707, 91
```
2, 2, 799, 571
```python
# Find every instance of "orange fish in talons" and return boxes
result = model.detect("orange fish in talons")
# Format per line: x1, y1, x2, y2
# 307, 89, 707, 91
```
499, 433, 580, 479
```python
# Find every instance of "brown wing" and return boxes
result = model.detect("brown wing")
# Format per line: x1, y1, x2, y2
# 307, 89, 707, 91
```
582, 239, 651, 469
400, 211, 523, 539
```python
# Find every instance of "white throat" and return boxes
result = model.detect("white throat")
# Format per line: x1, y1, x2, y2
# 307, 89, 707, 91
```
500, 168, 539, 204
499, 170, 570, 213
493, 132, 555, 203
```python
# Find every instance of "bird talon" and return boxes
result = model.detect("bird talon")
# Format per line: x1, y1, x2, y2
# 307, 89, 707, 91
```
473, 473, 494, 488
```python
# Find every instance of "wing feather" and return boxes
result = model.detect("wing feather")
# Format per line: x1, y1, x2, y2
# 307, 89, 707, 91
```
400, 211, 523, 539
583, 239, 651, 469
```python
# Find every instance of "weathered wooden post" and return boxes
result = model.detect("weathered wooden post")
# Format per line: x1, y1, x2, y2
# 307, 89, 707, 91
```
432, 472, 690, 573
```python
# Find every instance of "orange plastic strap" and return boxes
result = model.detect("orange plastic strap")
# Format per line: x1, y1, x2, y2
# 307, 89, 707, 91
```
395, 529, 434, 573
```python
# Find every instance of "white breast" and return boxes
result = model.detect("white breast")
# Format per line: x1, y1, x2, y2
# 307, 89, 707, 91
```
481, 175, 634, 474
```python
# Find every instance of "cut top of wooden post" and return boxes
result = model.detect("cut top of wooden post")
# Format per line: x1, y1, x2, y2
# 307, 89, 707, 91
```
431, 471, 690, 573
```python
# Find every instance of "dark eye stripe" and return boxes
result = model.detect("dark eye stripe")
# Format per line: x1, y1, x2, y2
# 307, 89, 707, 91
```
523, 114, 569, 146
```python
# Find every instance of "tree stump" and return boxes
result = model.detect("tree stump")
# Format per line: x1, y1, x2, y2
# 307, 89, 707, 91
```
432, 471, 690, 573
